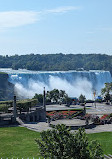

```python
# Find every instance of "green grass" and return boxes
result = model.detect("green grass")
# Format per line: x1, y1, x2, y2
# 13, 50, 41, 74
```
88, 132, 112, 154
0, 126, 112, 158
0, 126, 41, 158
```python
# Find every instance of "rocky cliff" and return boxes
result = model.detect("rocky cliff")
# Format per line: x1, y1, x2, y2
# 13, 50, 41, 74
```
0, 72, 14, 101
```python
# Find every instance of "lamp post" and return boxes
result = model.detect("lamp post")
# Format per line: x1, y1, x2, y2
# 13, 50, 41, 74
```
43, 87, 46, 110
93, 90, 96, 108
43, 87, 46, 121
13, 95, 17, 122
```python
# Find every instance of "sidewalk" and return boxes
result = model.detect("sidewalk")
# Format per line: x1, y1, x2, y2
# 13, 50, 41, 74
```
23, 122, 52, 132
23, 121, 112, 134
86, 124, 112, 134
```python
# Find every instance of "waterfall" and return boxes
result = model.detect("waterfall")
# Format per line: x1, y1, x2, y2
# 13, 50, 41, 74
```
0, 68, 111, 99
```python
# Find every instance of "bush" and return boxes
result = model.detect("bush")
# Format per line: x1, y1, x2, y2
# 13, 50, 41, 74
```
36, 124, 103, 159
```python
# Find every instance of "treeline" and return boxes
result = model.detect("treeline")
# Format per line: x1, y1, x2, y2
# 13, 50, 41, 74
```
0, 53, 112, 73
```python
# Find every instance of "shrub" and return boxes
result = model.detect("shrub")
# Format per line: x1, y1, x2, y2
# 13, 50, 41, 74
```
36, 124, 103, 159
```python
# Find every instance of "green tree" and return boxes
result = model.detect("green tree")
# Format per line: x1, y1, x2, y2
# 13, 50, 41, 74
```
50, 89, 60, 103
66, 97, 72, 106
36, 124, 103, 159
46, 89, 69, 104
0, 53, 112, 72
33, 93, 43, 104
79, 94, 86, 104
101, 82, 112, 103
59, 90, 68, 104
46, 89, 59, 103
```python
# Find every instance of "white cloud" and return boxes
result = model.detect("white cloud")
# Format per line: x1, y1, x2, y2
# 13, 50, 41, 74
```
0, 6, 80, 29
45, 6, 80, 14
0, 11, 39, 28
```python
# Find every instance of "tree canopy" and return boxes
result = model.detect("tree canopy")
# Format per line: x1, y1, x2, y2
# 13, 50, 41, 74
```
33, 89, 69, 104
79, 94, 86, 103
46, 89, 68, 104
36, 124, 103, 159
0, 53, 112, 74
101, 82, 112, 103
33, 93, 43, 104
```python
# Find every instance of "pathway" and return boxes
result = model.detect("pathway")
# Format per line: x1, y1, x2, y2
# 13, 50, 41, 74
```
22, 121, 112, 134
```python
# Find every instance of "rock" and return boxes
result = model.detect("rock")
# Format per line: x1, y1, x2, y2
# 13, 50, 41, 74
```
0, 72, 14, 101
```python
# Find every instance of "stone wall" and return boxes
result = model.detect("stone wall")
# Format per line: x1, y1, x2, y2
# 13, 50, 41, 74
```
19, 107, 46, 122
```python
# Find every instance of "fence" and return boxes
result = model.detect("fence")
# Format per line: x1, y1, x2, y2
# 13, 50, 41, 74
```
1, 155, 112, 159
0, 158, 46, 159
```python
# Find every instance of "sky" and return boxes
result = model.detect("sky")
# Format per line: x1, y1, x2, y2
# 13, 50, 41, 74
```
0, 0, 112, 56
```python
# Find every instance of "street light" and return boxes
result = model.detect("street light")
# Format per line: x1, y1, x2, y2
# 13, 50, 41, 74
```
93, 90, 96, 108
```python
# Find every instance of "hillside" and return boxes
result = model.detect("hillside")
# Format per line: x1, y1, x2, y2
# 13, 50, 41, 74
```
0, 53, 112, 73
0, 72, 14, 101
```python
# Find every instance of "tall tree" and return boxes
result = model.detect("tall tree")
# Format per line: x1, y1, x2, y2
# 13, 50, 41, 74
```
33, 93, 43, 103
79, 94, 86, 104
46, 89, 68, 104
101, 82, 112, 103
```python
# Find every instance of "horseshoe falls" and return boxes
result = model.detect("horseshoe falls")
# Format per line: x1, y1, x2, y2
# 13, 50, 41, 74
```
0, 68, 112, 99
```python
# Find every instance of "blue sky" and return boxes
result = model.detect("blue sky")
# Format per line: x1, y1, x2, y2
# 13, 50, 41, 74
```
0, 0, 112, 55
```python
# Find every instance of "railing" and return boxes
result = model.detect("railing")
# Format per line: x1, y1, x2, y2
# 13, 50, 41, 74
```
1, 155, 112, 159
0, 158, 46, 159
104, 154, 112, 159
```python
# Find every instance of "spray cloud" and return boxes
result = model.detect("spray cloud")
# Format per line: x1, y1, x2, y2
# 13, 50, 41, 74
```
14, 75, 93, 99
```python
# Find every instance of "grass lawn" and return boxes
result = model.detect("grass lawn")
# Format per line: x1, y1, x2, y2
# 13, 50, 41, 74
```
88, 132, 112, 154
0, 126, 41, 158
0, 126, 112, 158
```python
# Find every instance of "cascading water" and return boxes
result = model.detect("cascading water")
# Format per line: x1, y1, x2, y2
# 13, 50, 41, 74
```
0, 68, 112, 99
